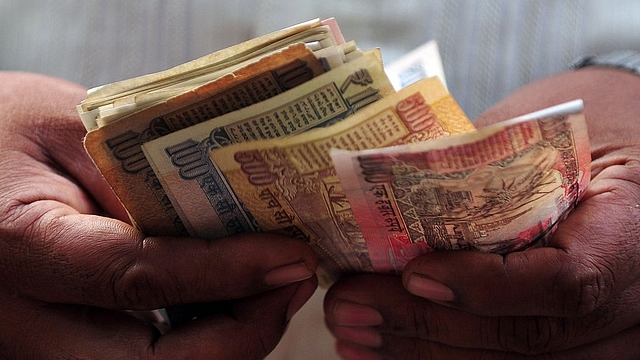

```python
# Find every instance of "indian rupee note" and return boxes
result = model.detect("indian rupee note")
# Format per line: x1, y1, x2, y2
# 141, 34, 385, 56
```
94, 41, 360, 127
209, 76, 475, 283
331, 100, 590, 273
141, 50, 394, 239
78, 18, 345, 130
84, 44, 330, 235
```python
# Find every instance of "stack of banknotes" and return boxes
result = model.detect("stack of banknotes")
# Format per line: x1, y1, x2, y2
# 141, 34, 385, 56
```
78, 18, 591, 284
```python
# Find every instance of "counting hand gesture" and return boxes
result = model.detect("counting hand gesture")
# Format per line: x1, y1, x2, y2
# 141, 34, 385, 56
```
0, 72, 318, 359
324, 68, 640, 359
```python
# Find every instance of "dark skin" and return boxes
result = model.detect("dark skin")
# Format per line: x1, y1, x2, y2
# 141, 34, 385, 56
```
0, 71, 319, 359
324, 67, 640, 359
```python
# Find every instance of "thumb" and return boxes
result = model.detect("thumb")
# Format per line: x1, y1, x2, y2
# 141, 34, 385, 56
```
401, 248, 570, 317
6, 207, 319, 310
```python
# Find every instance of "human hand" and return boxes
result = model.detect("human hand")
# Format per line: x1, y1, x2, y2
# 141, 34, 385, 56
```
0, 72, 318, 359
324, 68, 640, 359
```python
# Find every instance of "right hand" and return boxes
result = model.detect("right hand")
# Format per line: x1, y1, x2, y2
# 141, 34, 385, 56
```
0, 71, 319, 359
324, 67, 640, 359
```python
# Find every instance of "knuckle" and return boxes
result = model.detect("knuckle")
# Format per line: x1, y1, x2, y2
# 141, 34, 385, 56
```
495, 317, 568, 355
385, 301, 442, 340
252, 330, 274, 360
232, 322, 277, 360
555, 259, 612, 317
112, 261, 173, 309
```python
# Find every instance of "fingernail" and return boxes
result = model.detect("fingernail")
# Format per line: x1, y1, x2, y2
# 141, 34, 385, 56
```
332, 326, 383, 348
406, 273, 455, 302
332, 300, 383, 326
264, 262, 313, 287
336, 341, 383, 360
287, 278, 317, 321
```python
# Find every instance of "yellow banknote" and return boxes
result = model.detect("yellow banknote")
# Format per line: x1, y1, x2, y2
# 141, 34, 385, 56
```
210, 76, 475, 283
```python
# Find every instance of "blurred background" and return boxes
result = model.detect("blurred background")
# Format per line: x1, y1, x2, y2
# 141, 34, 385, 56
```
1, 1, 638, 358
4, 0, 640, 120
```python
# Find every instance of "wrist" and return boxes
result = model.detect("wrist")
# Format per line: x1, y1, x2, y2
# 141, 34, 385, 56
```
571, 50, 640, 76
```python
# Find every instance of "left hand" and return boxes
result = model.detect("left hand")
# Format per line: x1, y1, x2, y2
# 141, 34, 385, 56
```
0, 72, 319, 360
324, 68, 640, 359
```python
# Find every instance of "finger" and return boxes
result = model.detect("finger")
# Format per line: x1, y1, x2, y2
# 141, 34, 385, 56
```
40, 92, 132, 221
0, 294, 154, 360
156, 277, 318, 359
3, 211, 318, 309
326, 275, 512, 352
47, 115, 132, 221
0, 72, 130, 221
0, 277, 317, 360
335, 324, 640, 360
325, 274, 640, 355
325, 275, 489, 351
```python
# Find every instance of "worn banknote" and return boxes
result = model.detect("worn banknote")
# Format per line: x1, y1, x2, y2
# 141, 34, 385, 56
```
84, 44, 333, 235
331, 100, 590, 273
209, 76, 475, 282
142, 51, 394, 239
78, 18, 346, 130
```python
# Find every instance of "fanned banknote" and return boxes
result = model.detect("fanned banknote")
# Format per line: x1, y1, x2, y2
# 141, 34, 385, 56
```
78, 18, 346, 130
209, 76, 475, 283
330, 100, 590, 273
141, 50, 394, 239
84, 43, 339, 236
76, 17, 593, 331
